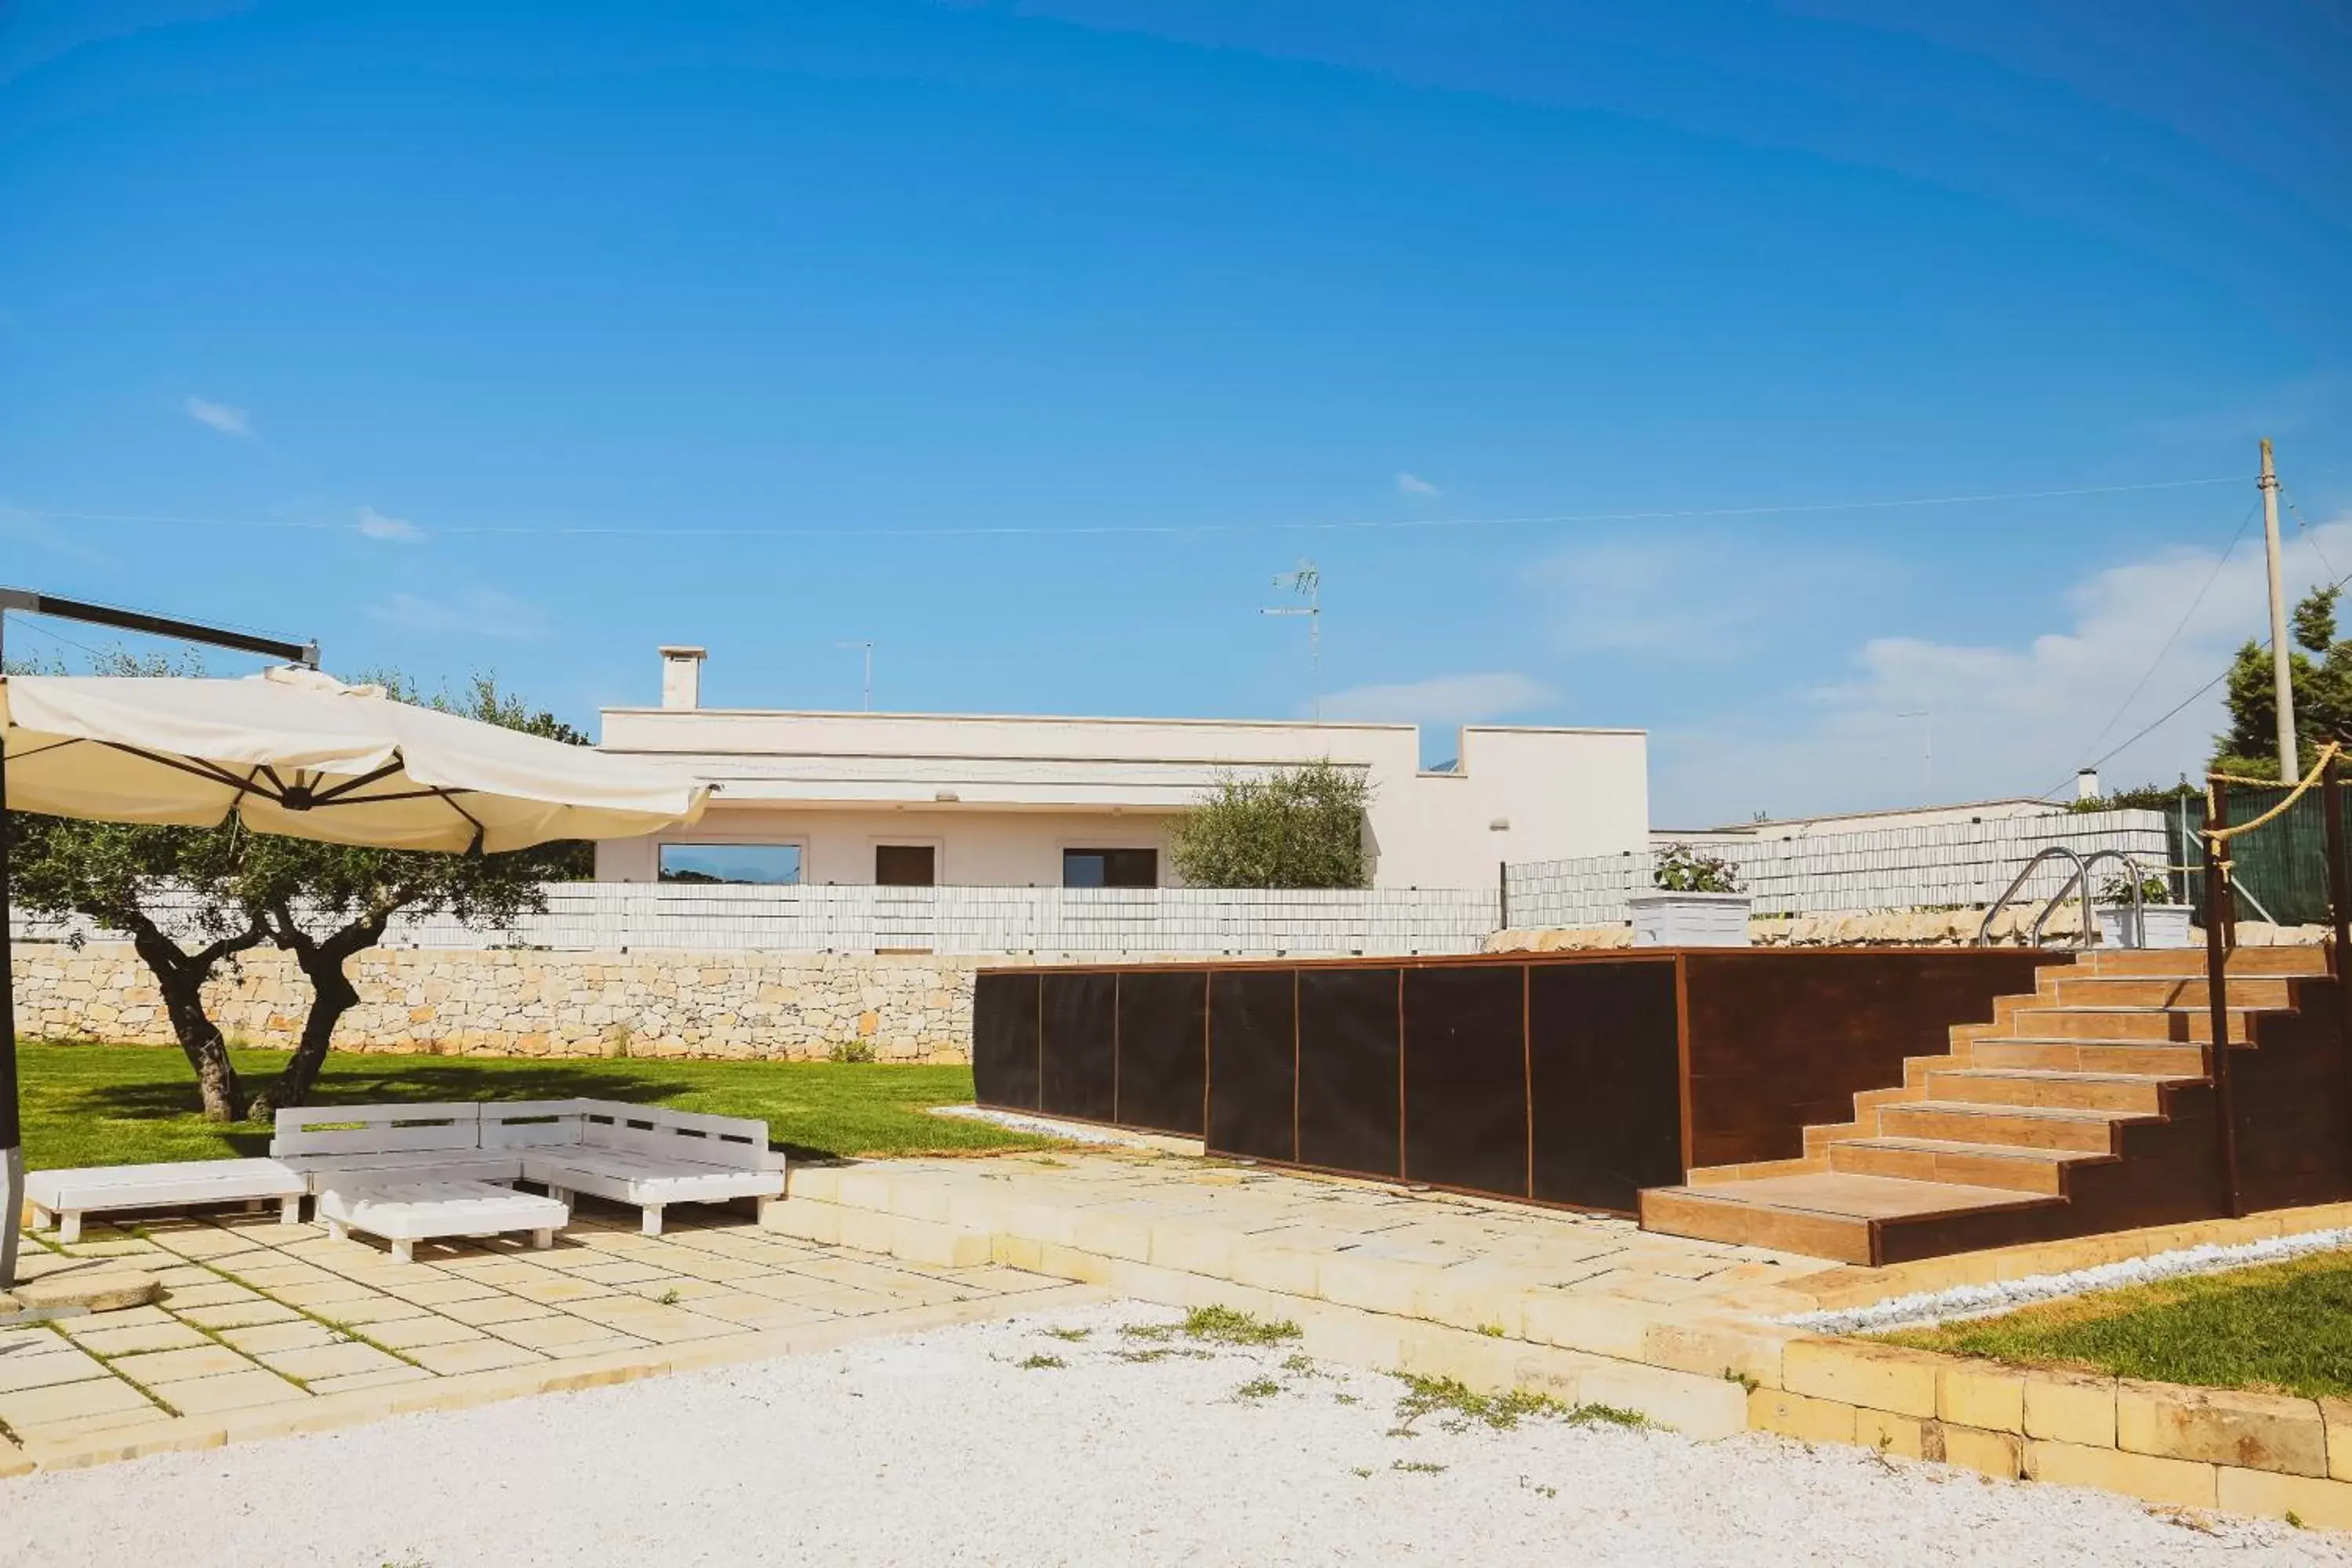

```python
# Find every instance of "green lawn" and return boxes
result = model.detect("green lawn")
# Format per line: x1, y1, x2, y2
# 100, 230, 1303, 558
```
1878, 1250, 2352, 1399
12, 1040, 1051, 1171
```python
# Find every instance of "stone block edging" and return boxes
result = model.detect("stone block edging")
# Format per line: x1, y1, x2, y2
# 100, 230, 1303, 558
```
1759, 1334, 2352, 1526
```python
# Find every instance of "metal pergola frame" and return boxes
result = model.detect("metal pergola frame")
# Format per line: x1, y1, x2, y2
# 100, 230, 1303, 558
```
1, 588, 317, 1288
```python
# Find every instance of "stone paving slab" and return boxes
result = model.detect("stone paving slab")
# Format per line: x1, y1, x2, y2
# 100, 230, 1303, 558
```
1, 1195, 1086, 1470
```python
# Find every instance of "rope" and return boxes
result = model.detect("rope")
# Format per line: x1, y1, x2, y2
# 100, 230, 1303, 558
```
2205, 742, 2343, 846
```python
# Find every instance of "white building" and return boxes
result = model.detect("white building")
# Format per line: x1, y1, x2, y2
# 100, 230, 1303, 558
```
592, 647, 1648, 891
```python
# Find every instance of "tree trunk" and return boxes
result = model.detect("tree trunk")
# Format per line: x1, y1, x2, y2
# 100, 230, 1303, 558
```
252, 909, 388, 1119
122, 916, 266, 1123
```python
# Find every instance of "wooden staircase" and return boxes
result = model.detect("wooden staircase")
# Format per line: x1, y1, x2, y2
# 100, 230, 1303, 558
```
1639, 946, 2336, 1265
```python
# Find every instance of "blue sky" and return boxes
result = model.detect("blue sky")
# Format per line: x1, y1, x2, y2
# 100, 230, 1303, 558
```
3, 1, 2347, 826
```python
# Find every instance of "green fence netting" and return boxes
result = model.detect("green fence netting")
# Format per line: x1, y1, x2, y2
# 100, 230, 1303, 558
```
2183, 782, 2352, 927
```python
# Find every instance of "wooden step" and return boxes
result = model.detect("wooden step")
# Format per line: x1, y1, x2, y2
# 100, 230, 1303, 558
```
1875, 1099, 2135, 1153
1826, 1136, 2101, 1196
2078, 947, 2328, 978
1965, 1037, 2209, 1076
2050, 976, 2296, 1009
1924, 1066, 2180, 1114
2004, 1005, 2258, 1044
1639, 1174, 2055, 1267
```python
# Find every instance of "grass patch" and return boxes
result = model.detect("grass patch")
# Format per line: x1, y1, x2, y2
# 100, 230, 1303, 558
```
1173, 1305, 1301, 1346
1042, 1326, 1091, 1342
1391, 1460, 1447, 1474
1392, 1374, 1649, 1435
1875, 1250, 2352, 1399
1016, 1353, 1065, 1370
1234, 1376, 1283, 1400
11, 1040, 1054, 1169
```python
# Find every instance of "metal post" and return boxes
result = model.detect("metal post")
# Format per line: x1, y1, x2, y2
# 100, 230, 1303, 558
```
1497, 860, 1509, 933
2325, 754, 2352, 1163
1, 610, 20, 1288
2213, 779, 2238, 949
2203, 789, 2242, 1219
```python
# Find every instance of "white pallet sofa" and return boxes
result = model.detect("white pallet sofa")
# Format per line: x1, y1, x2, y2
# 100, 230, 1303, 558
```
24, 1158, 307, 1245
486, 1101, 787, 1236
272, 1098, 786, 1236
269, 1103, 524, 1190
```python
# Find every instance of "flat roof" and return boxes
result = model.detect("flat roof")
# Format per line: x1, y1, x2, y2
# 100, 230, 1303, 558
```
601, 706, 1644, 737
1688, 795, 2064, 833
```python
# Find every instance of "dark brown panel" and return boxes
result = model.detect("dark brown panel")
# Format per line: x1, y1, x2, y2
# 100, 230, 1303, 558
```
1297, 967, 1402, 1178
1528, 960, 1681, 1211
1039, 973, 1116, 1123
2231, 982, 2352, 1214
1682, 950, 2063, 1168
1207, 968, 1297, 1162
971, 970, 1039, 1111
1403, 965, 1527, 1196
1116, 971, 1207, 1136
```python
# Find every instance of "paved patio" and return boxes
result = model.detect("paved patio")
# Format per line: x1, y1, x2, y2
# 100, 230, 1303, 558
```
0, 1196, 1081, 1469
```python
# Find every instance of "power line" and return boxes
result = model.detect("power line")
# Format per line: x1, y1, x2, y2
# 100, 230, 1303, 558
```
2059, 551, 2352, 794
2283, 483, 2339, 583
2063, 497, 2259, 780
3, 474, 2247, 543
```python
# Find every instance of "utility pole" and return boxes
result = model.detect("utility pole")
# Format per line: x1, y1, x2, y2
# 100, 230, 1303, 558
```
1262, 561, 1322, 719
2261, 438, 2296, 783
835, 641, 873, 711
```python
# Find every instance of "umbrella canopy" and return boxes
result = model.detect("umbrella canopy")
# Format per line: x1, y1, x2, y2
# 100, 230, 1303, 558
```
0, 664, 711, 851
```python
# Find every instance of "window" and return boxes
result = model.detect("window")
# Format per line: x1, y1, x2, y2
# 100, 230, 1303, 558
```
875, 844, 936, 886
1063, 848, 1157, 888
658, 843, 803, 885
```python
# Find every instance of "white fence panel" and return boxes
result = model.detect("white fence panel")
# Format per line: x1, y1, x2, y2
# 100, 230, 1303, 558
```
11, 881, 1500, 958
1503, 809, 2172, 927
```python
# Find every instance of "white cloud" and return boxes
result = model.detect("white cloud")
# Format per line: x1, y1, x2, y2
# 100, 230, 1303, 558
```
368, 588, 543, 641
1321, 670, 1552, 724
1650, 516, 2352, 826
182, 395, 250, 437
1396, 472, 1441, 498
355, 506, 423, 543
1526, 534, 1883, 662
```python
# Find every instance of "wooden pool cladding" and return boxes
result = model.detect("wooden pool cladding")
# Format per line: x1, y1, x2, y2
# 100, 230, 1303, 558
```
972, 948, 2063, 1214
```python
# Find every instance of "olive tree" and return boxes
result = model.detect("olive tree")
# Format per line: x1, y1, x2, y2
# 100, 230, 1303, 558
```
1167, 760, 1370, 888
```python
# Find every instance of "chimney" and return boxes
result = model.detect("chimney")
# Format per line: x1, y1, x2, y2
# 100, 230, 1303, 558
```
659, 646, 706, 710
2076, 767, 2100, 803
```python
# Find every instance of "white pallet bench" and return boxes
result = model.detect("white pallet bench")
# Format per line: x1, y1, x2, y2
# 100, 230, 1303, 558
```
24, 1159, 306, 1245
315, 1179, 569, 1264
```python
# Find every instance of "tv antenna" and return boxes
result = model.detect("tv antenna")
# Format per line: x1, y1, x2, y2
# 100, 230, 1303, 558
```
1261, 561, 1322, 719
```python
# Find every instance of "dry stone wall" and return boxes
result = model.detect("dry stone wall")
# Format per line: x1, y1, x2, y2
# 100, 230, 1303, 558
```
9, 944, 982, 1064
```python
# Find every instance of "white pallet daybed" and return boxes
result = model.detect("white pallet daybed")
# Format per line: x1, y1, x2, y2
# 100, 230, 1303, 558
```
24, 1159, 307, 1245
315, 1178, 568, 1264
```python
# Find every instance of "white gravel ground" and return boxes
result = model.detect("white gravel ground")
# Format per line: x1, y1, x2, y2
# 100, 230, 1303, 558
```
7, 1301, 2346, 1568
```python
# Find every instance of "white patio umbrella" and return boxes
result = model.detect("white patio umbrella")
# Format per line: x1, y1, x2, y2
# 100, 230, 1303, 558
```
0, 661, 713, 1286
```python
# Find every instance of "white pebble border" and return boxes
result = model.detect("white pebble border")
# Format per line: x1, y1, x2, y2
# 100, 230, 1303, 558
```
930, 1102, 1160, 1146
5, 1300, 2343, 1566
1784, 1227, 2352, 1335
